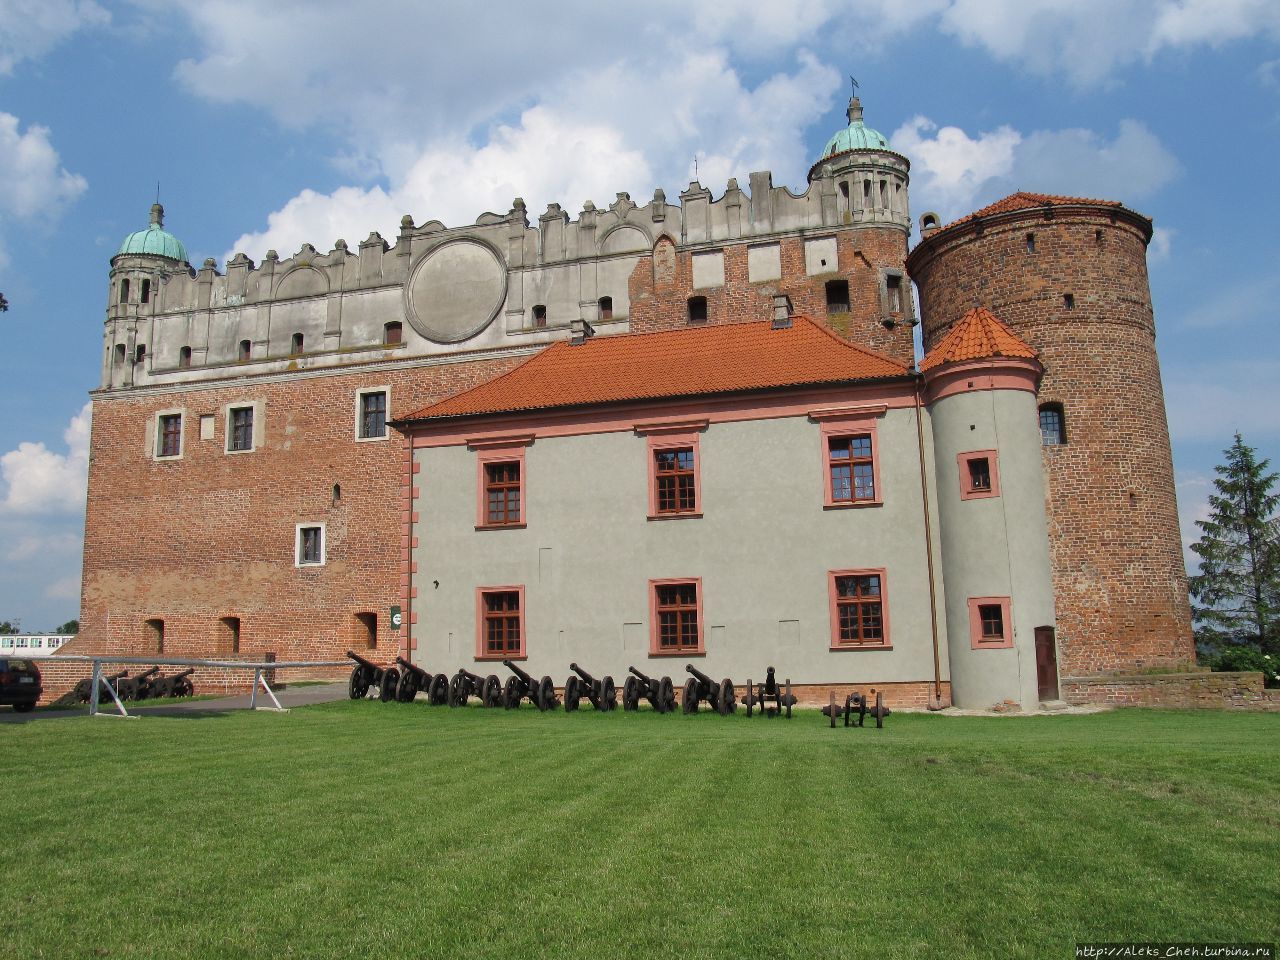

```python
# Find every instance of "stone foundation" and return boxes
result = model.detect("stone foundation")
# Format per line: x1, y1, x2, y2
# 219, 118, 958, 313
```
1061, 671, 1279, 711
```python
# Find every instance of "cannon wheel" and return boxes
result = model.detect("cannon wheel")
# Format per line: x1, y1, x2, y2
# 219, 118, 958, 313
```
718, 678, 736, 716
175, 678, 194, 698
600, 676, 617, 711
564, 675, 580, 711
397, 671, 419, 702
657, 676, 675, 714
503, 675, 521, 709
482, 675, 503, 708
622, 676, 640, 711
349, 665, 370, 700
682, 677, 699, 714
427, 673, 448, 705
536, 676, 556, 712
448, 672, 468, 707
379, 668, 400, 703
873, 691, 886, 728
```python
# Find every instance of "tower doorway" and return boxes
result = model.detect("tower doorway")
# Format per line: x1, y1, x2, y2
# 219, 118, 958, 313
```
1035, 626, 1059, 701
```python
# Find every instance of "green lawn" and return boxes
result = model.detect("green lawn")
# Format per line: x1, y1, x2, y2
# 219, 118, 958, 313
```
3, 704, 1277, 959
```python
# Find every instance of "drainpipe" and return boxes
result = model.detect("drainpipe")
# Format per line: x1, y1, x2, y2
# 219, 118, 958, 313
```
913, 374, 944, 705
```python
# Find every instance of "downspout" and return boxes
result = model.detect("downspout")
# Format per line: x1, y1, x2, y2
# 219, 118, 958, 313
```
913, 373, 944, 705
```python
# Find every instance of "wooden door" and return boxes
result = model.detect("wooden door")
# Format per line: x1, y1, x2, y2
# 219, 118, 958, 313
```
1035, 626, 1059, 701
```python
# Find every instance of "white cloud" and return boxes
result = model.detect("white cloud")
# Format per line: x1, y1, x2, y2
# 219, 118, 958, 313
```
0, 113, 88, 221
1149, 227, 1175, 263
0, 403, 91, 514
0, 0, 108, 75
1176, 471, 1214, 574
4, 532, 79, 563
894, 116, 1181, 224
43, 575, 81, 601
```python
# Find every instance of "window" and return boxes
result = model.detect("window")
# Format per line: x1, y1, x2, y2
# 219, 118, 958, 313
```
219, 616, 240, 654
828, 570, 889, 649
474, 442, 528, 528
135, 344, 146, 364
828, 435, 875, 503
532, 305, 547, 328
120, 279, 130, 304
290, 332, 304, 355
383, 321, 402, 345
650, 579, 702, 654
178, 346, 192, 368
639, 426, 703, 519
1026, 233, 1036, 253
355, 612, 377, 650
145, 618, 164, 653
476, 587, 524, 659
296, 524, 325, 567
1039, 404, 1066, 446
238, 339, 251, 362
157, 413, 182, 459
140, 279, 151, 304
687, 296, 707, 325
1063, 293, 1075, 310
886, 275, 903, 313
598, 296, 613, 320
969, 597, 1013, 649
114, 343, 126, 365
825, 279, 850, 313
357, 389, 388, 440
958, 450, 1000, 500
228, 405, 254, 452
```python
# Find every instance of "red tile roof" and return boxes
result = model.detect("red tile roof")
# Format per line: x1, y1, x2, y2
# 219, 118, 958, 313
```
400, 317, 910, 422
939, 192, 1123, 233
919, 307, 1038, 372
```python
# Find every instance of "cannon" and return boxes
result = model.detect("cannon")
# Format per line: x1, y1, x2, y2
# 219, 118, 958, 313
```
116, 667, 162, 702
394, 657, 448, 704
743, 667, 797, 719
150, 669, 196, 699
51, 670, 129, 707
682, 663, 736, 715
500, 659, 557, 711
346, 650, 400, 702
622, 666, 676, 713
449, 668, 503, 708
563, 663, 617, 712
823, 690, 891, 728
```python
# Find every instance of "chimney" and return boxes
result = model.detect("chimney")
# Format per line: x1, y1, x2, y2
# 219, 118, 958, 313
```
570, 317, 596, 345
772, 294, 793, 329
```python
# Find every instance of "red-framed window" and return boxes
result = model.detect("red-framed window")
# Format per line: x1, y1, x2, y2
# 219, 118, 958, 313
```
157, 413, 182, 458
474, 442, 528, 528
649, 578, 703, 655
828, 569, 890, 649
639, 425, 703, 520
813, 407, 884, 508
958, 449, 1000, 500
476, 586, 525, 659
968, 596, 1013, 649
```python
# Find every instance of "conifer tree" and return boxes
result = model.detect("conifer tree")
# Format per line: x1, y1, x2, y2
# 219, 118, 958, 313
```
1190, 433, 1280, 655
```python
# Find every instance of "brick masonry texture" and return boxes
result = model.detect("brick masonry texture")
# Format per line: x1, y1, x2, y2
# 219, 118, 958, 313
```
1061, 672, 1280, 711
909, 206, 1195, 678
627, 225, 917, 367
75, 353, 525, 664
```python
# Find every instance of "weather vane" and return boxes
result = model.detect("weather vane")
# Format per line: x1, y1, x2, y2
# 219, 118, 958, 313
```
850, 76, 860, 98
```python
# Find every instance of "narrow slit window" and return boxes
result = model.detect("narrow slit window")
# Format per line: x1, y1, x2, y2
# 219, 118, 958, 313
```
135, 344, 146, 364
290, 332, 304, 355
886, 275, 903, 313
238, 339, 251, 362
120, 279, 130, 304
687, 296, 707, 325
178, 346, 192, 368
1064, 293, 1075, 310
1026, 233, 1036, 253
140, 279, 151, 303
598, 296, 613, 320
114, 344, 126, 364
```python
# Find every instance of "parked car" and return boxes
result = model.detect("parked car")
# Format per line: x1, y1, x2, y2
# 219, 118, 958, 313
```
0, 658, 41, 712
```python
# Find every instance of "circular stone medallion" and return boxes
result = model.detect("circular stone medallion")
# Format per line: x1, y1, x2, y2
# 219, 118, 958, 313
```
405, 238, 507, 343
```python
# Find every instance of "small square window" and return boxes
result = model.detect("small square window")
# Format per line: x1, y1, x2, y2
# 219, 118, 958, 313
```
828, 570, 890, 649
296, 525, 325, 567
228, 406, 254, 452
687, 296, 708, 325
357, 390, 388, 440
156, 413, 182, 459
969, 597, 1013, 649
650, 579, 702, 654
476, 587, 525, 659
958, 450, 1000, 500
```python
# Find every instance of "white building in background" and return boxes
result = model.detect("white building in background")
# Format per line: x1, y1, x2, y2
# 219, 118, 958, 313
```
0, 636, 75, 658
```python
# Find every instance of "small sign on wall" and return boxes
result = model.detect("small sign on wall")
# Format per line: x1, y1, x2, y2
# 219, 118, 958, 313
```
390, 605, 402, 630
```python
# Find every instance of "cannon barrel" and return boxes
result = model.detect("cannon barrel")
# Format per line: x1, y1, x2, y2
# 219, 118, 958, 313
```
627, 665, 653, 683
569, 662, 597, 684
169, 668, 195, 681
502, 659, 534, 684
135, 666, 162, 681
346, 649, 381, 670
685, 663, 715, 686
458, 668, 486, 684
395, 657, 430, 678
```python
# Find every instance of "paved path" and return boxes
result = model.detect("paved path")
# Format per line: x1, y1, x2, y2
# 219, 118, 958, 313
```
0, 681, 350, 724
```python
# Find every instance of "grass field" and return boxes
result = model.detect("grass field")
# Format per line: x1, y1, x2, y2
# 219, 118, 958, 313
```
3, 703, 1277, 959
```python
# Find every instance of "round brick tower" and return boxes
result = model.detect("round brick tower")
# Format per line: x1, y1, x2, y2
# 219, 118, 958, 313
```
906, 194, 1194, 678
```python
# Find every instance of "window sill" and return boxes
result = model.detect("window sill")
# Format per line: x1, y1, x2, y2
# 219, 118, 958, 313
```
829, 644, 893, 652
355, 434, 390, 443
649, 649, 705, 657
475, 523, 527, 531
972, 641, 1013, 650
475, 653, 526, 661
823, 500, 882, 510
961, 490, 1000, 501
647, 512, 703, 522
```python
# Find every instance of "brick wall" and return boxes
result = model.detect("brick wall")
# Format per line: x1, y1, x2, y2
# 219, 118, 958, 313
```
1061, 672, 1279, 711
908, 206, 1195, 677
77, 353, 524, 665
626, 226, 917, 367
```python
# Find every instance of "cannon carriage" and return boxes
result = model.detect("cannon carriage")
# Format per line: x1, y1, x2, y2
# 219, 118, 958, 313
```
563, 663, 617, 712
681, 663, 736, 715
346, 650, 400, 702
449, 668, 503, 708
394, 657, 448, 704
823, 690, 891, 728
54, 670, 128, 707
500, 660, 557, 710
622, 666, 676, 713
149, 669, 196, 699
743, 667, 797, 719
116, 667, 162, 702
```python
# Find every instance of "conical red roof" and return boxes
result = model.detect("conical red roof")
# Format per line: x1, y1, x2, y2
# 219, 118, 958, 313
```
920, 307, 1038, 372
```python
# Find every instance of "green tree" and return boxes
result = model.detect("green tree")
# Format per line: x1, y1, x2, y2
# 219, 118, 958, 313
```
54, 619, 79, 634
1190, 433, 1280, 658
0, 620, 20, 635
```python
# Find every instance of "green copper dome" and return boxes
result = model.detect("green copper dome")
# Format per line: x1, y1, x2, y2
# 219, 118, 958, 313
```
117, 203, 188, 262
822, 97, 890, 157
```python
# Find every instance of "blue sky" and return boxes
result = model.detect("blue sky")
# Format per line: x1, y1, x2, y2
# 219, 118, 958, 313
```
1, 0, 1278, 630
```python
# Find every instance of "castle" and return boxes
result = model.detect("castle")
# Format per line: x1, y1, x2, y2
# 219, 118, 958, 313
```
73, 95, 1194, 709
